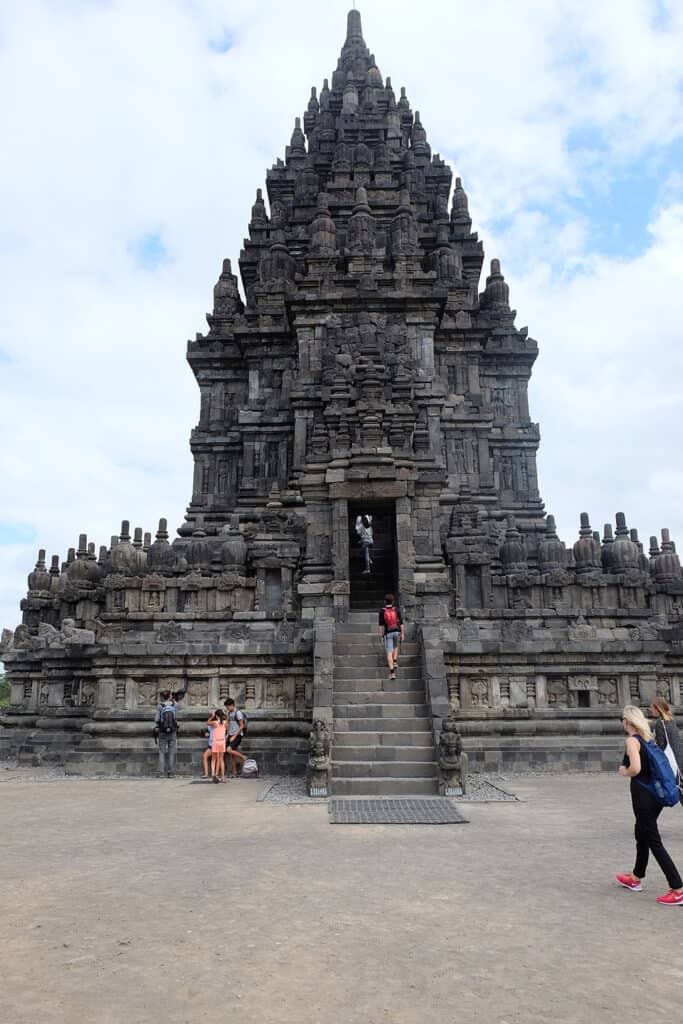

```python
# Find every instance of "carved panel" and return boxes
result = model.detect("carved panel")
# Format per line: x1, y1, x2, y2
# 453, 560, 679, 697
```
656, 676, 672, 701
264, 679, 288, 708
547, 677, 568, 707
184, 683, 209, 707
78, 682, 96, 707
447, 674, 461, 707
469, 677, 489, 707
597, 677, 619, 706
568, 676, 597, 692
136, 680, 159, 707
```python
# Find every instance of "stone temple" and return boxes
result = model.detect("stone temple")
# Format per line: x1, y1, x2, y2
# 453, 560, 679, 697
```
2, 10, 682, 791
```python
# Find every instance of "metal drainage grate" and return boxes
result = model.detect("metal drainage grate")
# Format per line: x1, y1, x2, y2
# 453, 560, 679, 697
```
329, 798, 469, 825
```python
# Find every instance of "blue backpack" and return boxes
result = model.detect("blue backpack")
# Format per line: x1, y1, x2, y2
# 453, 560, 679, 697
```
634, 735, 680, 807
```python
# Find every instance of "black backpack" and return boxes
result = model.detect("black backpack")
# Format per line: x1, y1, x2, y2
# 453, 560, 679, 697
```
159, 705, 177, 734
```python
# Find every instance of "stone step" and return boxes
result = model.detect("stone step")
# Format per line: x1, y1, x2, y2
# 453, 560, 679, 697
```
332, 677, 424, 694
333, 690, 425, 705
334, 731, 433, 747
334, 717, 432, 732
333, 703, 428, 718
334, 669, 421, 682
334, 653, 419, 666
335, 640, 419, 653
332, 761, 438, 780
331, 777, 439, 797
333, 745, 435, 762
335, 624, 416, 638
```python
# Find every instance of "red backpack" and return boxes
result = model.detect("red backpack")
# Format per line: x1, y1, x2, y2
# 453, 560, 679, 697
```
383, 606, 399, 631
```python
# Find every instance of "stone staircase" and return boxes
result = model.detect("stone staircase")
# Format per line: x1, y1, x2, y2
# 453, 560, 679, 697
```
331, 610, 438, 796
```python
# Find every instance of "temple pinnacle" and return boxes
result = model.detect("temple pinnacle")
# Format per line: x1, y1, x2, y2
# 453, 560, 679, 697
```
347, 8, 363, 42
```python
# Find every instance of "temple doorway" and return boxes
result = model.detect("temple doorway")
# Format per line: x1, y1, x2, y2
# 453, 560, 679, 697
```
348, 501, 398, 610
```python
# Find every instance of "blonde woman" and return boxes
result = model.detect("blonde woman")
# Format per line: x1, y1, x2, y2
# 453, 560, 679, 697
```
616, 705, 683, 905
652, 697, 683, 807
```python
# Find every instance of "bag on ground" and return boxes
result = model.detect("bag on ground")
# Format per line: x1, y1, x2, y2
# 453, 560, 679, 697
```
241, 758, 259, 777
634, 736, 680, 807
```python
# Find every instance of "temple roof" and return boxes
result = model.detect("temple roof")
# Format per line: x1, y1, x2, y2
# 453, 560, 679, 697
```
232, 8, 490, 313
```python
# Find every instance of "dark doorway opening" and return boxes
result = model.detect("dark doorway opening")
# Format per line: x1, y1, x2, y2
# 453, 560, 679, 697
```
348, 501, 398, 611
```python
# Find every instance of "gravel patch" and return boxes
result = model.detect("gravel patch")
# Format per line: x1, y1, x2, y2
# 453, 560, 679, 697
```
258, 773, 518, 804
456, 773, 518, 802
258, 776, 328, 804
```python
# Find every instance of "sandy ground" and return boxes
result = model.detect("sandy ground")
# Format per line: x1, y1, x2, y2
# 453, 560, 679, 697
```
1, 771, 682, 1024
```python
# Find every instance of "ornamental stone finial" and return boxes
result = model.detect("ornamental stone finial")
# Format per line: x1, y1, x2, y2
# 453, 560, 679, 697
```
346, 8, 363, 42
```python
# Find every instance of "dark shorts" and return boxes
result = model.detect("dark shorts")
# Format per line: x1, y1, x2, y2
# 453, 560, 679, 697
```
227, 735, 243, 751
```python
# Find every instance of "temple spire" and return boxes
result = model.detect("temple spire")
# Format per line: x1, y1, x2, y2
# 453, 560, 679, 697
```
346, 8, 363, 42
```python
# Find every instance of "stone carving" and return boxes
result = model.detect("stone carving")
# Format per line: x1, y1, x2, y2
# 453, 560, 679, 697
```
62, 620, 96, 646
153, 621, 181, 644
656, 677, 671, 701
469, 678, 489, 707
547, 678, 567, 707
438, 710, 468, 795
0, 628, 14, 656
136, 680, 159, 707
347, 187, 375, 255
597, 678, 618, 705
307, 720, 331, 797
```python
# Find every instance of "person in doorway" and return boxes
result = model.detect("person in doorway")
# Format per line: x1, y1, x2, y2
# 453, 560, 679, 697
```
652, 696, 683, 806
154, 690, 179, 778
355, 514, 374, 574
378, 593, 404, 681
224, 697, 248, 779
616, 705, 683, 905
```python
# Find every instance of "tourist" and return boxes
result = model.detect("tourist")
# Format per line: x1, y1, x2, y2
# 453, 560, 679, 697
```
207, 709, 227, 783
202, 720, 214, 779
154, 690, 179, 778
616, 705, 683, 905
355, 514, 374, 574
224, 697, 248, 779
378, 593, 404, 681
652, 696, 683, 806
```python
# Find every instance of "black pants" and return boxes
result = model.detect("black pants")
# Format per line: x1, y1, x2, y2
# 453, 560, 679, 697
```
631, 782, 683, 888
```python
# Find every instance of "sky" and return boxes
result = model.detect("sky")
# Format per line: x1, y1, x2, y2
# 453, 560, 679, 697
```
1, 0, 682, 635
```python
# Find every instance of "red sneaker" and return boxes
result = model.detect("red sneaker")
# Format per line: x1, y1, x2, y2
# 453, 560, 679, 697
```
656, 889, 683, 906
616, 874, 642, 892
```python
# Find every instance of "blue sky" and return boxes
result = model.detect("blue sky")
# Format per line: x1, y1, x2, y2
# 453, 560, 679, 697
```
1, 0, 683, 634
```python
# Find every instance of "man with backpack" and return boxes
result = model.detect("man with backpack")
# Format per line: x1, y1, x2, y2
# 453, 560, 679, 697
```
224, 697, 248, 779
154, 690, 179, 778
378, 593, 404, 681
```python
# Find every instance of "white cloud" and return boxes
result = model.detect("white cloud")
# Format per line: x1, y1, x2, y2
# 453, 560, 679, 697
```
1, 0, 683, 632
